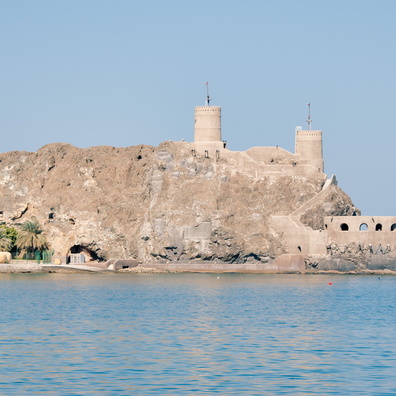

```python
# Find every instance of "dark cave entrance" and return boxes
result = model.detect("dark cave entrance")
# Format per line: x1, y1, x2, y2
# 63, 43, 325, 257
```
69, 245, 103, 262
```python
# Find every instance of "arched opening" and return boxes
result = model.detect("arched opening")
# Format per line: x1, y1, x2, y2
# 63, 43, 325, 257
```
340, 223, 349, 231
69, 245, 103, 262
376, 224, 382, 231
391, 224, 396, 231
359, 223, 368, 231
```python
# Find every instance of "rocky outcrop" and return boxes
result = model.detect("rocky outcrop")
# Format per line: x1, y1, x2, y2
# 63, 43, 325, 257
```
316, 258, 356, 272
0, 141, 355, 265
299, 186, 358, 230
311, 242, 396, 272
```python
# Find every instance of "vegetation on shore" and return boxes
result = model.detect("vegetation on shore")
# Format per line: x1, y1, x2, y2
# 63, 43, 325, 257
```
0, 218, 48, 258
0, 225, 18, 251
16, 218, 48, 252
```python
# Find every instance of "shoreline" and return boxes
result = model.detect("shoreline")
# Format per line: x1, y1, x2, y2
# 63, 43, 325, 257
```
1, 262, 396, 275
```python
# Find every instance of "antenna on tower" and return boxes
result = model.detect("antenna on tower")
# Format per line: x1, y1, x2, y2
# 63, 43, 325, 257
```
306, 103, 312, 130
205, 82, 211, 106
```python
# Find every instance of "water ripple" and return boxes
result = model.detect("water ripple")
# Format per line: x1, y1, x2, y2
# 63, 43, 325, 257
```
0, 273, 395, 394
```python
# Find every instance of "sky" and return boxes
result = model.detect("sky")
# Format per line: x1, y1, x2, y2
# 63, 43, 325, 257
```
1, 0, 395, 216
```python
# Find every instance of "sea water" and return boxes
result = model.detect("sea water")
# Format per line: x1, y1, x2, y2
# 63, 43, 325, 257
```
0, 273, 395, 395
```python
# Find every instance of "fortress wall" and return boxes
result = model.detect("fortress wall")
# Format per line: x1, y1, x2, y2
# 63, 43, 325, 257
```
291, 175, 335, 217
190, 145, 327, 179
245, 146, 297, 164
324, 216, 396, 246
272, 216, 327, 256
297, 159, 324, 174
222, 149, 326, 177
140, 260, 305, 273
191, 141, 225, 159
251, 164, 325, 177
327, 231, 396, 247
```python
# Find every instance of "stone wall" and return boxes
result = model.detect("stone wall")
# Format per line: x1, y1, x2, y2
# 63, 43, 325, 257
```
325, 216, 396, 246
140, 254, 305, 273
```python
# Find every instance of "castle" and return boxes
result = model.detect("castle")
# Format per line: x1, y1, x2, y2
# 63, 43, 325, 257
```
1, 92, 395, 272
193, 103, 324, 177
189, 98, 396, 270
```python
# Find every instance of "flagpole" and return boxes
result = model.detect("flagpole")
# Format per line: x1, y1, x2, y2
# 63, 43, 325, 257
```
306, 103, 312, 130
205, 82, 211, 106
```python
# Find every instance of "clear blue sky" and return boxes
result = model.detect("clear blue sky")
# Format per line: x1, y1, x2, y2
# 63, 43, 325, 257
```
1, 0, 395, 215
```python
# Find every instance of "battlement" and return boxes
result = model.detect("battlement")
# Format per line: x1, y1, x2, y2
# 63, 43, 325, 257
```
195, 106, 221, 113
296, 130, 322, 138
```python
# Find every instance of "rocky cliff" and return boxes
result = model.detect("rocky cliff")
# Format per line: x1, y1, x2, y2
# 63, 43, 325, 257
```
0, 141, 356, 264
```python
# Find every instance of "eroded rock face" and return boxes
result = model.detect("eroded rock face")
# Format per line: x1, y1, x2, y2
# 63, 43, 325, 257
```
0, 141, 355, 263
300, 187, 358, 230
311, 242, 396, 272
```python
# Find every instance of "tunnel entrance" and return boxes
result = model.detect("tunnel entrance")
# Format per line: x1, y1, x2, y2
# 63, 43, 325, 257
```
69, 245, 103, 262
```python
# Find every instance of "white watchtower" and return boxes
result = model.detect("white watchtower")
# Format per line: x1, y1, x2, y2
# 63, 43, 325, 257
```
192, 83, 225, 158
194, 82, 221, 143
295, 129, 324, 172
294, 105, 324, 173
194, 106, 221, 143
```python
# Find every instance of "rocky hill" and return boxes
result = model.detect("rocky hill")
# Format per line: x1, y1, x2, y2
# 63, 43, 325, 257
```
0, 141, 356, 264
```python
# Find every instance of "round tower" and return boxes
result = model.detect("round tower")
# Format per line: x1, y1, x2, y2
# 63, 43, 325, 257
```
194, 106, 221, 143
295, 129, 324, 172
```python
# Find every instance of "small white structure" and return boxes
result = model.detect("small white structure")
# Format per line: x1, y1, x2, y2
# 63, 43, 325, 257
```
69, 253, 85, 264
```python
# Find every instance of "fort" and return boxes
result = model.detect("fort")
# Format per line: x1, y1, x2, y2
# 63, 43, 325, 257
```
0, 94, 395, 273
169, 98, 396, 272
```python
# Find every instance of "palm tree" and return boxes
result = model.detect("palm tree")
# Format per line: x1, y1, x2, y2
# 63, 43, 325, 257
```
0, 229, 11, 251
16, 218, 48, 251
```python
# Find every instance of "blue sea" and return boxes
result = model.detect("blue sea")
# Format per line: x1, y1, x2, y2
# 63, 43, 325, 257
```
0, 273, 395, 395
